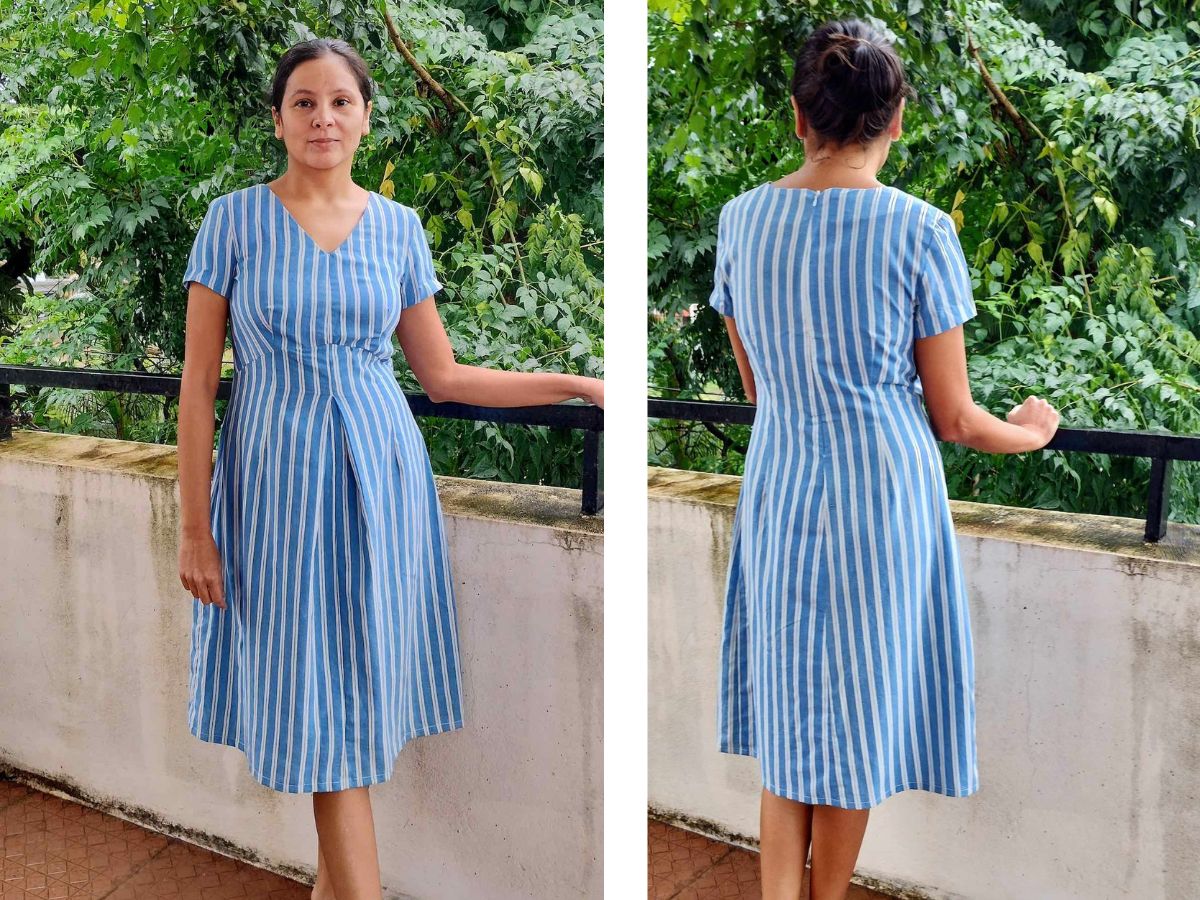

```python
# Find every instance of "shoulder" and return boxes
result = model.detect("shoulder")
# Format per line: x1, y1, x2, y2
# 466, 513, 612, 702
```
198, 187, 255, 222
717, 183, 770, 221
216, 186, 256, 207
375, 193, 423, 225
884, 188, 955, 238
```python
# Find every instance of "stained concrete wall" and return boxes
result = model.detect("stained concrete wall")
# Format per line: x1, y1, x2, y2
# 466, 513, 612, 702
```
0, 430, 602, 900
648, 466, 1200, 900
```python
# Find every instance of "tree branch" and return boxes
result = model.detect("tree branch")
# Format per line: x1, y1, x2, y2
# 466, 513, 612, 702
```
378, 3, 465, 118
962, 23, 1032, 142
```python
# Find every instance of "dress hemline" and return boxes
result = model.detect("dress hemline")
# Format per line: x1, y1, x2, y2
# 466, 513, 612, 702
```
188, 717, 465, 794
717, 743, 979, 810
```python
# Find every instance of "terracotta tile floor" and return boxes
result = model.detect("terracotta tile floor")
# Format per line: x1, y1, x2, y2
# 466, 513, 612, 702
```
648, 818, 894, 900
0, 778, 312, 899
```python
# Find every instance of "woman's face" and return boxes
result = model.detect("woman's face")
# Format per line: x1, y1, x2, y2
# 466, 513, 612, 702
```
272, 54, 372, 173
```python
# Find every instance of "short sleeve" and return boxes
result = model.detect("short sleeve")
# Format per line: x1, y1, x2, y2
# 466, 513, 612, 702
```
708, 203, 734, 317
400, 207, 443, 308
914, 211, 977, 338
181, 195, 237, 299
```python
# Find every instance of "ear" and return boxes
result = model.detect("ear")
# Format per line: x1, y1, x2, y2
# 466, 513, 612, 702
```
890, 97, 905, 139
272, 106, 281, 138
790, 95, 805, 140
363, 99, 372, 134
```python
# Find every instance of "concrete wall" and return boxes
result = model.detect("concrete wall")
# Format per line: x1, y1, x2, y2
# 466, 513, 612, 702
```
648, 466, 1200, 900
0, 430, 602, 900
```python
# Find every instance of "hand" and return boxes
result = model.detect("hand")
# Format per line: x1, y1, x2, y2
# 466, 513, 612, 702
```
1006, 395, 1060, 449
578, 376, 604, 409
179, 532, 226, 610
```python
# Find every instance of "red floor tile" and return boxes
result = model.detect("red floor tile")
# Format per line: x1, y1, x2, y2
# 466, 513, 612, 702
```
0, 778, 310, 899
649, 817, 895, 900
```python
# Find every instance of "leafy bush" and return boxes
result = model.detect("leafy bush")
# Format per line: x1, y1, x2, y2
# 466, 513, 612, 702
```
0, 0, 602, 488
649, 0, 1200, 523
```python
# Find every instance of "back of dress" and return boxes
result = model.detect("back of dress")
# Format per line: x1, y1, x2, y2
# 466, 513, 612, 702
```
710, 182, 982, 809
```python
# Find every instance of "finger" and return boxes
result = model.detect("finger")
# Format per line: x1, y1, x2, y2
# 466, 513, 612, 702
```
206, 576, 226, 610
196, 578, 213, 606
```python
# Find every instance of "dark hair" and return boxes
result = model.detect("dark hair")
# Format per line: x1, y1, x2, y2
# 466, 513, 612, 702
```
789, 19, 915, 152
269, 39, 374, 114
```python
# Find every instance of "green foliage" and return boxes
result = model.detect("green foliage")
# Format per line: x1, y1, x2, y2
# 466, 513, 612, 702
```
0, 0, 602, 489
649, 0, 1200, 524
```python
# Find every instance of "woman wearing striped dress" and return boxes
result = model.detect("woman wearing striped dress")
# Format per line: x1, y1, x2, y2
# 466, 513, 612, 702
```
175, 39, 602, 900
710, 20, 1059, 900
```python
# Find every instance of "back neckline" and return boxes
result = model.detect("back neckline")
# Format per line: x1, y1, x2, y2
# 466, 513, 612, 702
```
763, 182, 892, 194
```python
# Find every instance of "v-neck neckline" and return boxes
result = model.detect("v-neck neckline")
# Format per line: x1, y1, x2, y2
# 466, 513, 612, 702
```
263, 183, 372, 256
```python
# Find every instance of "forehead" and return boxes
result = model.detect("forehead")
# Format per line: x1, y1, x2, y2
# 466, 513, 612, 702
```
285, 56, 359, 94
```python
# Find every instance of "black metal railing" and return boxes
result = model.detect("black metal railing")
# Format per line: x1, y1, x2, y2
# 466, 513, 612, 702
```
0, 364, 603, 516
649, 397, 1200, 543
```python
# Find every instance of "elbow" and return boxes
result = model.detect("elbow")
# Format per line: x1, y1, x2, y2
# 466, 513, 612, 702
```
180, 361, 221, 403
931, 406, 974, 445
422, 365, 461, 404
424, 382, 451, 404
928, 417, 958, 443
741, 376, 756, 404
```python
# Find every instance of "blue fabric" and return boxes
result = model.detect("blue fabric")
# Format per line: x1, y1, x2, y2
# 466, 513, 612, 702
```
711, 183, 978, 809
182, 184, 463, 793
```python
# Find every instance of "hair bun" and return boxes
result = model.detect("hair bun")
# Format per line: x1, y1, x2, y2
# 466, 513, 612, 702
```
790, 19, 915, 150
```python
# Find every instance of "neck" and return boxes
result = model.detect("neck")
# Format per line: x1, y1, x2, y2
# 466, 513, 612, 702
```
780, 140, 888, 189
276, 162, 360, 203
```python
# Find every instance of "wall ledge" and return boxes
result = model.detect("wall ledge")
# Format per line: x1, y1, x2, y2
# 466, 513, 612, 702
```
648, 465, 1200, 569
0, 429, 600, 536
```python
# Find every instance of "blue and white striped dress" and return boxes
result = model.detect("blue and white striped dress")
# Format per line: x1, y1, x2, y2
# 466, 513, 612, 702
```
710, 182, 979, 809
181, 183, 463, 793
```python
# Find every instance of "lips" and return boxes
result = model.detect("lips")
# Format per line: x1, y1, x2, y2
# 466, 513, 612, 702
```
311, 138, 337, 144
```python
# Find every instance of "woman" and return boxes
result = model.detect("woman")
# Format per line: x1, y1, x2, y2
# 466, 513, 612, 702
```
709, 19, 1059, 900
175, 39, 602, 900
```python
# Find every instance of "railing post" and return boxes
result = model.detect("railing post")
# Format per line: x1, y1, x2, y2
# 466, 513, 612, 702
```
581, 428, 601, 516
1144, 456, 1173, 543
0, 382, 11, 441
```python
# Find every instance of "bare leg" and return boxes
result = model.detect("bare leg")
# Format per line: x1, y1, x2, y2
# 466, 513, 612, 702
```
311, 787, 383, 900
760, 786, 814, 900
808, 804, 869, 900
311, 839, 335, 900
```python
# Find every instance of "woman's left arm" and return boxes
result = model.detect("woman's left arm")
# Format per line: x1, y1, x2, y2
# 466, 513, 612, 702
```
396, 296, 604, 409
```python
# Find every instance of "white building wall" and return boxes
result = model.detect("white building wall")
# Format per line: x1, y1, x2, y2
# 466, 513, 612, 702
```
0, 430, 602, 900
649, 466, 1200, 900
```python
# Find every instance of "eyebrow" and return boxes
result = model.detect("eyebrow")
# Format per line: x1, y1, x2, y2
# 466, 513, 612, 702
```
288, 88, 356, 97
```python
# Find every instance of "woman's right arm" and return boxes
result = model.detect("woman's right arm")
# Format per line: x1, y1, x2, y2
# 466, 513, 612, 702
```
915, 324, 1059, 453
724, 315, 756, 405
177, 282, 229, 609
